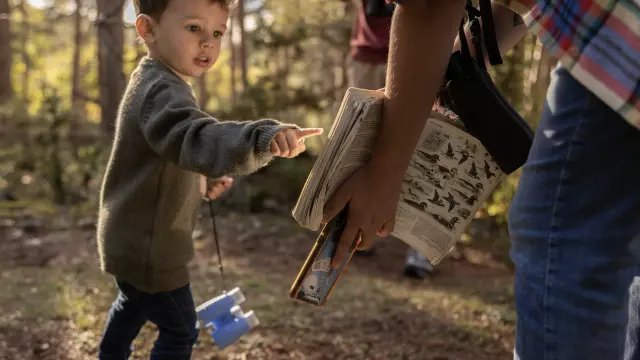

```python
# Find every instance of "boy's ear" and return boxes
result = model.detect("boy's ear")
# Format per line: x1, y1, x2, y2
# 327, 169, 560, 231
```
136, 14, 157, 43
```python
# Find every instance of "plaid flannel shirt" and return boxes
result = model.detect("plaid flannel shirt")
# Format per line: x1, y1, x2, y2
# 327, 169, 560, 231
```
387, 0, 640, 130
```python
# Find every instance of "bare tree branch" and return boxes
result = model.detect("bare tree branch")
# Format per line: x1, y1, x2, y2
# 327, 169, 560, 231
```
73, 89, 100, 105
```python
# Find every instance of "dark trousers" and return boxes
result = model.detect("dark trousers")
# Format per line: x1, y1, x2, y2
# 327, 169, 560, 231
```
98, 281, 199, 360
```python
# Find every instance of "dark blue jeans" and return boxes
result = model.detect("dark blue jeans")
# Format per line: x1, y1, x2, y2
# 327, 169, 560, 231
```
98, 281, 199, 360
508, 65, 640, 359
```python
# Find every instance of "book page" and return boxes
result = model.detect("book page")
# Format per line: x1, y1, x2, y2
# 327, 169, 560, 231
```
391, 117, 504, 264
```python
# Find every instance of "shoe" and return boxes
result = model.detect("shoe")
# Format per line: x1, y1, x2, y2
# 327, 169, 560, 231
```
354, 247, 376, 256
403, 248, 434, 279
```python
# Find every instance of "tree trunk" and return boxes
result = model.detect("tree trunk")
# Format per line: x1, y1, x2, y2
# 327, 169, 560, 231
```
229, 15, 237, 105
18, 0, 29, 100
237, 0, 248, 90
71, 0, 84, 121
511, 40, 525, 112
321, 41, 334, 98
528, 39, 557, 126
96, 0, 125, 136
497, 40, 525, 114
340, 49, 348, 92
0, 0, 12, 104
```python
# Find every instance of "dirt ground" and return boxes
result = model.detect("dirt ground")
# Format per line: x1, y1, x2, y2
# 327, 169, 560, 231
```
0, 206, 516, 360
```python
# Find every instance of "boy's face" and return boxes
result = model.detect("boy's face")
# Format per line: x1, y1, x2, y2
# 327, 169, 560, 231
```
141, 0, 228, 81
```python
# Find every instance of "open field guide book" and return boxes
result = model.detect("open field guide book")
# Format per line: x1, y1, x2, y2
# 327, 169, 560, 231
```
292, 87, 505, 265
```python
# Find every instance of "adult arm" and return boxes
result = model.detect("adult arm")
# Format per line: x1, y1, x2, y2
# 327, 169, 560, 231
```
325, 0, 467, 267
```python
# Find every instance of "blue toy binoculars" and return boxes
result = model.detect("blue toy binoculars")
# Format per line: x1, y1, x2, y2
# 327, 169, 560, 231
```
196, 287, 259, 349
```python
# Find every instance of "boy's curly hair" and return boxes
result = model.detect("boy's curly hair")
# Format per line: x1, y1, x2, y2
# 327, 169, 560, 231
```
134, 0, 234, 20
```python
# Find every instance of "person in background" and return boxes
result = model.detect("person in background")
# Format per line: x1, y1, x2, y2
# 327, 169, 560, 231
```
345, 0, 434, 278
346, 0, 391, 91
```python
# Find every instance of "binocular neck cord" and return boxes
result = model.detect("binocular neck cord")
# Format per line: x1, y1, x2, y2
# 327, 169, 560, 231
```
207, 200, 227, 291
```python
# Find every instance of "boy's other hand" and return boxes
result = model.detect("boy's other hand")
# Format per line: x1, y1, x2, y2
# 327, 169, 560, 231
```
270, 128, 324, 158
204, 176, 233, 200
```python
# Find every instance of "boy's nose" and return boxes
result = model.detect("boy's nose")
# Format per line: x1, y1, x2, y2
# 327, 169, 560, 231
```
200, 36, 214, 49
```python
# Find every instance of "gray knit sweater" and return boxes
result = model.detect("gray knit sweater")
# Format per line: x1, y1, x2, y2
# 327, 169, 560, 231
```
97, 57, 296, 293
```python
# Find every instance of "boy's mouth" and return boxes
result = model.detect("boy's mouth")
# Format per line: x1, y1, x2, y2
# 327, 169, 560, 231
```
194, 56, 211, 68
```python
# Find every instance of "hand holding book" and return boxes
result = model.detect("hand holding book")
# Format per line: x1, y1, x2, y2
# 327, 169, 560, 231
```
321, 161, 401, 268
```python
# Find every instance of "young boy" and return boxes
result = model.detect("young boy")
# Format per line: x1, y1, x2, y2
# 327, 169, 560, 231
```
96, 0, 322, 358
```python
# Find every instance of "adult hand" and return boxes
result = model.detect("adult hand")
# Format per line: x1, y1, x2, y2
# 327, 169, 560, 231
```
322, 162, 403, 268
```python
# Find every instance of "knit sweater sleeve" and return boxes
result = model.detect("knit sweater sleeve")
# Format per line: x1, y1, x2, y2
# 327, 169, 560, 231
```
139, 80, 298, 178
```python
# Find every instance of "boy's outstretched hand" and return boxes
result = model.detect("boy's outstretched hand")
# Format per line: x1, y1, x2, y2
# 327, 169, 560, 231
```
270, 128, 324, 158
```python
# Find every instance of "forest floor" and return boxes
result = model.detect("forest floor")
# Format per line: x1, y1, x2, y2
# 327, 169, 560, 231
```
0, 202, 516, 360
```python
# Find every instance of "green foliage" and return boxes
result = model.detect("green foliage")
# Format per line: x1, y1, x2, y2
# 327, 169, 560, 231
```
1, 85, 105, 205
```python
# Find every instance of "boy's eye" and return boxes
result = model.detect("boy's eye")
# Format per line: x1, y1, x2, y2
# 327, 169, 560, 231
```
213, 31, 222, 38
187, 25, 200, 32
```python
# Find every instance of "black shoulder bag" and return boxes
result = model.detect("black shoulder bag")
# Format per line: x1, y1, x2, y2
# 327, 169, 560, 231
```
441, 0, 534, 174
365, 0, 395, 17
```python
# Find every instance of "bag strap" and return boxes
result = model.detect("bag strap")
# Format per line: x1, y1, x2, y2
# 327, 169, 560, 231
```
479, 0, 503, 66
470, 18, 487, 69
459, 0, 503, 68
458, 18, 472, 61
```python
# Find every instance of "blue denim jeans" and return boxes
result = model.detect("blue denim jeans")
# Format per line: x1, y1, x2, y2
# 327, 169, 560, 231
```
508, 64, 640, 359
98, 281, 199, 360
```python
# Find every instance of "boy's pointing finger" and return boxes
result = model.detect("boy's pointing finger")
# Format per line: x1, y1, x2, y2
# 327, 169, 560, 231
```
295, 128, 324, 141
